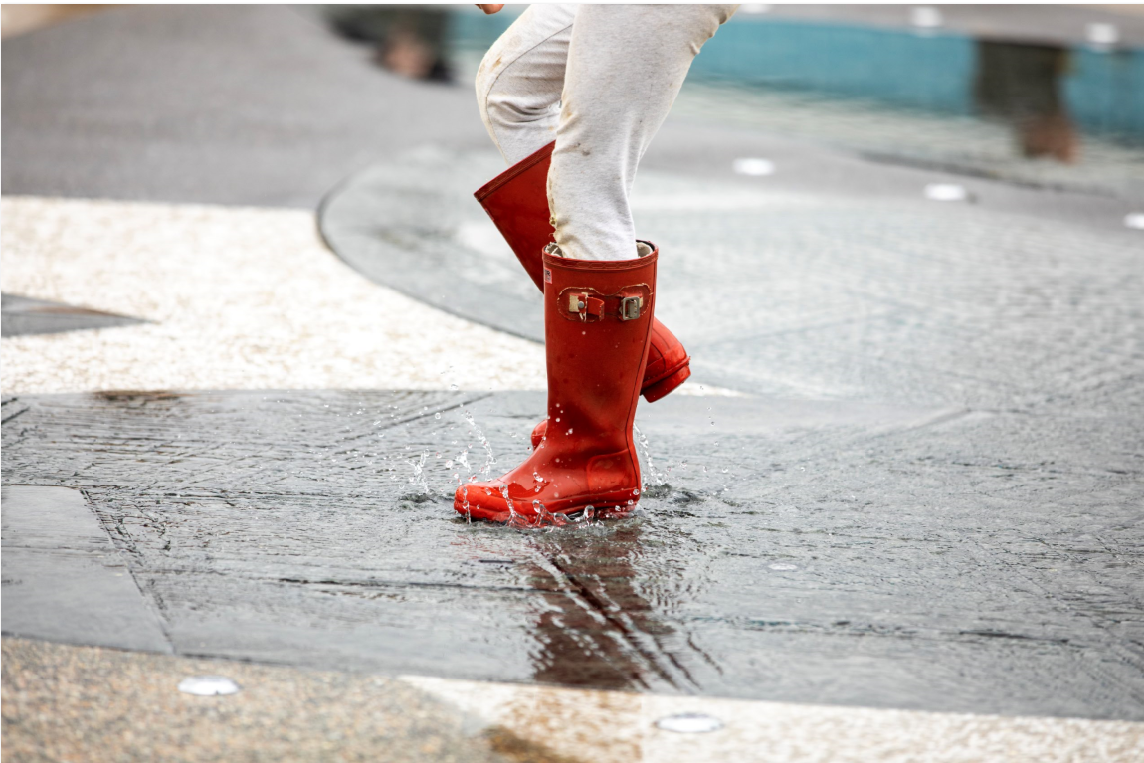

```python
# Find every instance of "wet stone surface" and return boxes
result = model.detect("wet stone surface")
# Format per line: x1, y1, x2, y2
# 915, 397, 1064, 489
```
320, 148, 1144, 409
3, 390, 1141, 720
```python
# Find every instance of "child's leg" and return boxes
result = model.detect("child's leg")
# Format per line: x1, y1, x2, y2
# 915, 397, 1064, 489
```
549, 4, 738, 261
475, 4, 576, 165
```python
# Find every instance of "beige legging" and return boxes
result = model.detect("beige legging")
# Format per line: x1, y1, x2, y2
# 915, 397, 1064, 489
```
476, 4, 738, 261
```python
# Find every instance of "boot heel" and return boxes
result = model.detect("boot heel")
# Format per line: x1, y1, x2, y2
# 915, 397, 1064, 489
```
642, 363, 691, 403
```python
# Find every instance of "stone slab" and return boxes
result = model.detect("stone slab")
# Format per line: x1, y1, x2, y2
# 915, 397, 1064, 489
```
318, 147, 1144, 410
5, 636, 1142, 763
3, 390, 1141, 720
1, 485, 171, 653
2, 292, 147, 337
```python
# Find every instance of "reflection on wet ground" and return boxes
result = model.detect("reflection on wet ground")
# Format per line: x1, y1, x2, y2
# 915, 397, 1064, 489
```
4, 390, 1142, 719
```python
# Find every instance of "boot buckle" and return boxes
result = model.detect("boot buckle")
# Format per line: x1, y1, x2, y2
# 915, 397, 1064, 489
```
569, 292, 605, 320
559, 286, 650, 323
619, 296, 643, 321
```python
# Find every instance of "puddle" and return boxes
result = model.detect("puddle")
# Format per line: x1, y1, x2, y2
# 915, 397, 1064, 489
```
4, 389, 1142, 719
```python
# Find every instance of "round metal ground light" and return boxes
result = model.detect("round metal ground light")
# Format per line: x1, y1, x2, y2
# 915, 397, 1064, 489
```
655, 713, 724, 734
178, 676, 242, 696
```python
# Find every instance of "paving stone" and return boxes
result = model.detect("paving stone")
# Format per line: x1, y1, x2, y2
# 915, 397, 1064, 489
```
1, 292, 147, 337
3, 390, 1141, 720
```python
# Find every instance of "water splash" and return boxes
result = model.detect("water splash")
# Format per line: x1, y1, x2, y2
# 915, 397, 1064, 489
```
461, 410, 497, 478
633, 424, 665, 488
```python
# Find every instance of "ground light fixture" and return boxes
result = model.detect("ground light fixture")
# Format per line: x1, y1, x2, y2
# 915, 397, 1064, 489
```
178, 676, 242, 696
655, 713, 725, 733
924, 183, 972, 202
733, 157, 775, 176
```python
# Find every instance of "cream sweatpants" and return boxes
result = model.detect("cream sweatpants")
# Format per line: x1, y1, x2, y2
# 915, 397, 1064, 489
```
476, 4, 738, 261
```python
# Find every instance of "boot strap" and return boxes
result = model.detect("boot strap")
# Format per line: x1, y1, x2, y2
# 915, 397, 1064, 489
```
558, 285, 652, 323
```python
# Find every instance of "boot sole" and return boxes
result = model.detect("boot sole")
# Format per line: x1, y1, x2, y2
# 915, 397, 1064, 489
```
454, 489, 639, 523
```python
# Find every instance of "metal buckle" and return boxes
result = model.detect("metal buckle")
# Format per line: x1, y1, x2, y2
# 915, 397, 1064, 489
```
620, 296, 642, 321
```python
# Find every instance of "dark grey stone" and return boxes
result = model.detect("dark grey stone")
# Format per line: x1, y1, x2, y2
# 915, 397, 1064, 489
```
2, 293, 147, 337
1, 485, 171, 654
319, 147, 1144, 409
3, 390, 1141, 720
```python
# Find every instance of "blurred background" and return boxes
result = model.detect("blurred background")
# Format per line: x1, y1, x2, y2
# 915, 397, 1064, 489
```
8, 3, 1140, 195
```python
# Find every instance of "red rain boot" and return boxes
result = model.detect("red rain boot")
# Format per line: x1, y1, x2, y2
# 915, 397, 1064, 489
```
454, 243, 658, 523
475, 141, 691, 417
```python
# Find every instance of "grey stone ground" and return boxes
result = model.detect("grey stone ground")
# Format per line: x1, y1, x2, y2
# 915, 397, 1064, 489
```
1, 638, 542, 763
4, 389, 1142, 720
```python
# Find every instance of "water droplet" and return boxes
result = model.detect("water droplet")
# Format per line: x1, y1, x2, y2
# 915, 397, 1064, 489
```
434, 412, 441, 419
633, 488, 640, 496
566, 428, 573, 435
555, 417, 560, 422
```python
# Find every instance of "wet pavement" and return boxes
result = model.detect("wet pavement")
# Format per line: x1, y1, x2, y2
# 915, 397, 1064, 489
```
321, 147, 1144, 406
4, 389, 1142, 720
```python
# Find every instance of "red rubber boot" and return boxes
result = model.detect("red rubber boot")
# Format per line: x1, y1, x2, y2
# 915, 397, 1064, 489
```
475, 142, 691, 422
454, 243, 658, 523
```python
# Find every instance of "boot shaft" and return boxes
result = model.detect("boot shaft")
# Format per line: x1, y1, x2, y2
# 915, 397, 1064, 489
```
541, 243, 658, 460
475, 142, 555, 291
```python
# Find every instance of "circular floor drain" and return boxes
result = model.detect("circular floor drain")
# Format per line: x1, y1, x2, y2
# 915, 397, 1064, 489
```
178, 676, 241, 696
655, 713, 724, 733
